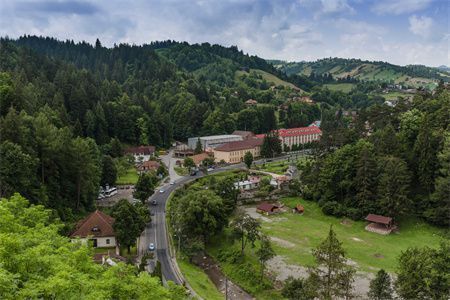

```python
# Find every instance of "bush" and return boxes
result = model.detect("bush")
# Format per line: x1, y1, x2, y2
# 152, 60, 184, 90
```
321, 201, 343, 217
217, 248, 241, 264
346, 207, 363, 220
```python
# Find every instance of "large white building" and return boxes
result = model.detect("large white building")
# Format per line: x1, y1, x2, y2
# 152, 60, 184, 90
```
188, 134, 243, 150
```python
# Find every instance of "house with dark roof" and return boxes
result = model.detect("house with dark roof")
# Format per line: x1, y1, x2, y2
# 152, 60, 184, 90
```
137, 160, 160, 173
213, 138, 263, 164
70, 210, 119, 254
125, 145, 156, 163
256, 202, 279, 215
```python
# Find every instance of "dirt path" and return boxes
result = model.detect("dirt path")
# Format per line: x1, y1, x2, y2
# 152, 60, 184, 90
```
192, 254, 253, 300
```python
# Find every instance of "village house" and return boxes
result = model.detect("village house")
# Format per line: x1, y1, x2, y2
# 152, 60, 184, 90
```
213, 138, 263, 164
137, 160, 160, 174
174, 142, 195, 157
70, 210, 119, 255
125, 145, 156, 163
234, 176, 261, 191
189, 152, 211, 167
256, 202, 279, 215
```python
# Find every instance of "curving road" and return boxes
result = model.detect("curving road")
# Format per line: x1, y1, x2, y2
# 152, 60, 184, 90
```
139, 151, 301, 284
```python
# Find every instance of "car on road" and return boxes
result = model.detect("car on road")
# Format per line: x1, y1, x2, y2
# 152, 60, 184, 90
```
148, 243, 155, 251
170, 181, 175, 185
151, 200, 157, 205
207, 167, 214, 172
159, 189, 165, 193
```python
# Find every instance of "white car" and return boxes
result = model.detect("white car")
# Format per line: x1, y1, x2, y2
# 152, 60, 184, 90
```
148, 243, 155, 251
159, 189, 165, 193
170, 181, 175, 185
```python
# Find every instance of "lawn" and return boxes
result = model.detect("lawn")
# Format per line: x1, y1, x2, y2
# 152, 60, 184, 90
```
116, 166, 139, 185
258, 161, 289, 175
323, 83, 355, 93
174, 166, 188, 176
260, 197, 447, 273
178, 258, 224, 300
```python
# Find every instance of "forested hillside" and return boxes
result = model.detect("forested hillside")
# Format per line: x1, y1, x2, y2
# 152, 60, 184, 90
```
272, 58, 450, 90
0, 36, 304, 219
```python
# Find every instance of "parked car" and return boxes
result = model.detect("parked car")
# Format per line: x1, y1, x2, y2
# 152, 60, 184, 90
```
207, 167, 214, 172
148, 243, 155, 251
159, 189, 165, 193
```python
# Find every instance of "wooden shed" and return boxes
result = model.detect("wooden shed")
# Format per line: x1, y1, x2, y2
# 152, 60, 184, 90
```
364, 214, 396, 235
256, 202, 279, 216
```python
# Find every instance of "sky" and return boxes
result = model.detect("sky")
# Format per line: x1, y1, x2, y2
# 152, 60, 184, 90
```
0, 0, 448, 66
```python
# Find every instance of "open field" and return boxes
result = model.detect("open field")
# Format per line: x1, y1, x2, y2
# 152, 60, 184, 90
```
257, 156, 308, 175
235, 69, 300, 90
116, 166, 139, 185
178, 258, 224, 300
323, 83, 355, 93
258, 197, 446, 273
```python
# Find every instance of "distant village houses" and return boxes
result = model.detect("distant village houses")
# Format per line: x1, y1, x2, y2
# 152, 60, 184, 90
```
125, 145, 155, 163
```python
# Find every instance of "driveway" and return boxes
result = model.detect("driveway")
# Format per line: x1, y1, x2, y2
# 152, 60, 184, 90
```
160, 149, 183, 182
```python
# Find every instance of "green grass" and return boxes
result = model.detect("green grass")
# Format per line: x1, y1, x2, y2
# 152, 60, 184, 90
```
178, 258, 224, 300
323, 83, 355, 93
207, 229, 283, 300
116, 166, 139, 185
260, 197, 447, 273
174, 167, 188, 176
119, 245, 137, 260
236, 69, 300, 90
257, 157, 308, 175
377, 91, 412, 101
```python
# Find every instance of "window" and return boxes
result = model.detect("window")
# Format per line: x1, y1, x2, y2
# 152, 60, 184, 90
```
106, 239, 110, 245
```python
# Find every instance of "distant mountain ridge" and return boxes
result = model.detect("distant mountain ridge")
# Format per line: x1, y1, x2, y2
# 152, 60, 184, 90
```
269, 58, 450, 89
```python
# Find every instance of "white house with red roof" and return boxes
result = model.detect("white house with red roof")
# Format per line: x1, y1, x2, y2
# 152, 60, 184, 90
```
70, 210, 119, 254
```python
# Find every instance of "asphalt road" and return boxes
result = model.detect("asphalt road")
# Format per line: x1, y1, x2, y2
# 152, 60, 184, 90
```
140, 151, 304, 284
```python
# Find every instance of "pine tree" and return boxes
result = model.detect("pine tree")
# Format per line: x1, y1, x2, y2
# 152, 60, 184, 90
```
426, 132, 450, 226
309, 226, 355, 300
368, 269, 393, 300
355, 143, 378, 215
377, 156, 411, 219
194, 138, 203, 154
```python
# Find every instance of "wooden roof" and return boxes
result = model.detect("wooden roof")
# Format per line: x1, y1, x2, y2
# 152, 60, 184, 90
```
365, 214, 392, 225
257, 202, 278, 212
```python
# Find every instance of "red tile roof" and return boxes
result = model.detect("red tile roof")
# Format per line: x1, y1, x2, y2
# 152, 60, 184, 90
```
138, 160, 160, 171
255, 126, 322, 139
214, 138, 263, 152
189, 153, 210, 165
70, 210, 116, 238
125, 146, 155, 155
257, 202, 279, 212
365, 214, 392, 225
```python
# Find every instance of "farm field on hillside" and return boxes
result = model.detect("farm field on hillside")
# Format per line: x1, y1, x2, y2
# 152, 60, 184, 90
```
323, 83, 355, 93
235, 69, 300, 90
256, 197, 446, 273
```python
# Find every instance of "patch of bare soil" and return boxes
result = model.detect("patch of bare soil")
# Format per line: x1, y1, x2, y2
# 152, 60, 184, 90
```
270, 237, 296, 248
191, 254, 253, 300
268, 255, 375, 299
373, 253, 385, 259
352, 237, 363, 242
340, 218, 353, 226
243, 207, 272, 223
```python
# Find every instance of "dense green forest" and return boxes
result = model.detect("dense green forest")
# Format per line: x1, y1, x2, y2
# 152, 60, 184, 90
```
1, 36, 449, 230
300, 85, 450, 227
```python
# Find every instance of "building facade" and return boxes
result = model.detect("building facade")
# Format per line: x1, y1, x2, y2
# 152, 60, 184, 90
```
213, 138, 263, 164
256, 126, 322, 150
188, 134, 243, 150
70, 210, 119, 254
125, 146, 156, 162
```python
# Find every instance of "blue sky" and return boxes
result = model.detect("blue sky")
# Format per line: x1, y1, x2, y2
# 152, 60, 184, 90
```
1, 0, 448, 66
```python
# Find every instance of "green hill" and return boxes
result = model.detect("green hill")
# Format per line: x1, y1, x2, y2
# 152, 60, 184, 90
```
270, 58, 450, 89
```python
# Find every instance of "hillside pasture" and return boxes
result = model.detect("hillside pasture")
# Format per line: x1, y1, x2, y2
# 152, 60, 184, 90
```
256, 197, 446, 273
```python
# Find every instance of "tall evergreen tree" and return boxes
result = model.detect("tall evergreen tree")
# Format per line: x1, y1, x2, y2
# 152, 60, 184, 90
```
368, 269, 394, 300
377, 156, 411, 219
355, 142, 378, 215
426, 132, 450, 226
309, 226, 355, 300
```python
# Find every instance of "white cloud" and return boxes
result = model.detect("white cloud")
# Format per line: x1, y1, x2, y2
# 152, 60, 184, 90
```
372, 0, 432, 15
409, 15, 434, 38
